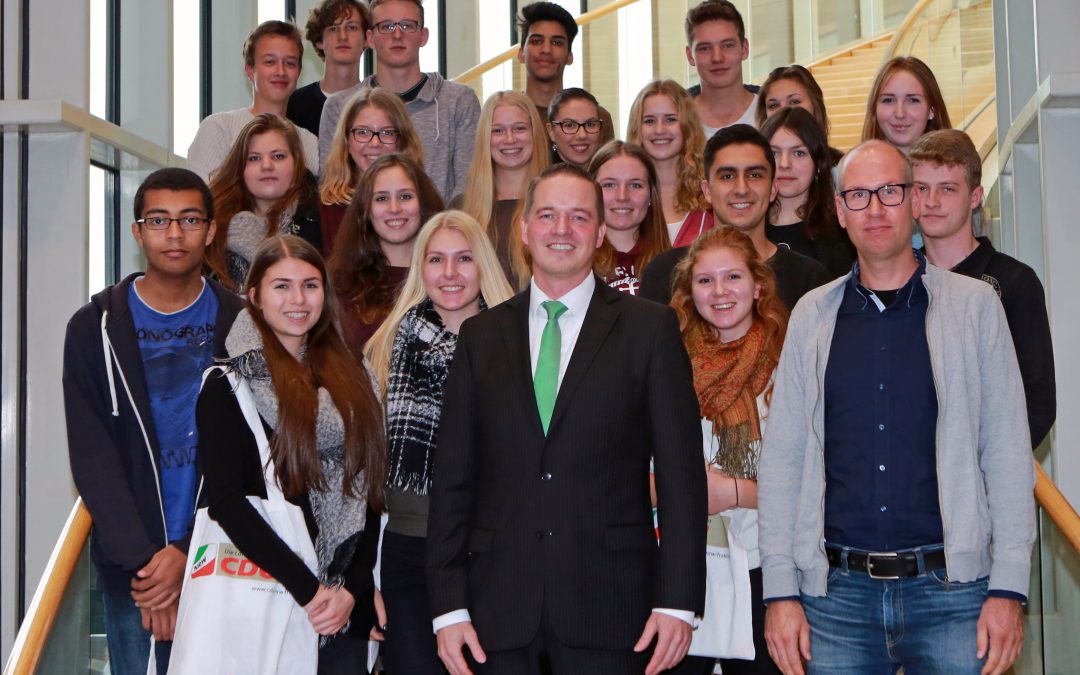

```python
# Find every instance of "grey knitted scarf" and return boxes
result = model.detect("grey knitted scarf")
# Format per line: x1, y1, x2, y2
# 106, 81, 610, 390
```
226, 206, 299, 289
224, 310, 368, 594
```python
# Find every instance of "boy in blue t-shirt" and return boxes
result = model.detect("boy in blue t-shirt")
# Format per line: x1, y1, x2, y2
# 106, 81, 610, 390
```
62, 168, 243, 675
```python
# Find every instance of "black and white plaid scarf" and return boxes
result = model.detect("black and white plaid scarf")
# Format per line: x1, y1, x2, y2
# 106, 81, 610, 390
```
385, 299, 471, 494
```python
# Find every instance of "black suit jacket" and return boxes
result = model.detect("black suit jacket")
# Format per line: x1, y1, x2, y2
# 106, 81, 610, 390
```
426, 279, 707, 652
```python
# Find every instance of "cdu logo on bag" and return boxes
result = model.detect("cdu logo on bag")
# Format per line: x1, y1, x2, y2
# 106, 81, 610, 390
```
191, 543, 217, 579
216, 544, 277, 582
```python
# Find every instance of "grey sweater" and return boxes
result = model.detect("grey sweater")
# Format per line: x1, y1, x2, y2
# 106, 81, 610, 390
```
758, 262, 1036, 600
318, 73, 480, 201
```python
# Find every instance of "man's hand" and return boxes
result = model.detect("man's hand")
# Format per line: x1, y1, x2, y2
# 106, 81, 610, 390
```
140, 603, 178, 641
633, 611, 693, 675
131, 545, 186, 610
765, 600, 811, 675
369, 587, 387, 642
436, 621, 487, 675
977, 597, 1023, 675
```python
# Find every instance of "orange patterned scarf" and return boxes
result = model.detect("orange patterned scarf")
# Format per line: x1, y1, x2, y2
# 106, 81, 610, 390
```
685, 321, 776, 479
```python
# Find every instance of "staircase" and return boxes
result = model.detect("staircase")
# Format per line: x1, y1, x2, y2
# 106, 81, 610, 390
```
808, 36, 894, 152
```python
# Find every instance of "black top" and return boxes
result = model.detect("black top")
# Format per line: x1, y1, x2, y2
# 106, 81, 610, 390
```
823, 256, 943, 550
948, 236, 1056, 447
196, 370, 378, 633
638, 244, 830, 310
63, 274, 243, 594
286, 81, 328, 137
766, 221, 855, 279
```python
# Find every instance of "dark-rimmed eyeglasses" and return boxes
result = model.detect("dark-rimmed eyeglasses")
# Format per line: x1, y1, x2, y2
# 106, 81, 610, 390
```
373, 20, 421, 34
838, 183, 911, 211
551, 118, 603, 135
349, 127, 400, 144
136, 216, 210, 230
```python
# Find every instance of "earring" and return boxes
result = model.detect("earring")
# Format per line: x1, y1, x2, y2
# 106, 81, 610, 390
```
928, 110, 935, 120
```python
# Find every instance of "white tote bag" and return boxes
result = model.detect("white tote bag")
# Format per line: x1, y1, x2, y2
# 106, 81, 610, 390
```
167, 369, 319, 675
688, 509, 755, 660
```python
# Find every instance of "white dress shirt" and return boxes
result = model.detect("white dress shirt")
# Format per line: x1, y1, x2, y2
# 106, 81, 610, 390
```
433, 274, 695, 632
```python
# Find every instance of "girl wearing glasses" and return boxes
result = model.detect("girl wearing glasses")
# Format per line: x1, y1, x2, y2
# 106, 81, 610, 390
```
587, 141, 671, 296
546, 87, 606, 170
197, 234, 386, 674
363, 211, 513, 674
760, 107, 854, 279
328, 154, 444, 353
626, 80, 712, 247
455, 91, 549, 290
667, 227, 788, 675
207, 113, 324, 292
320, 87, 425, 257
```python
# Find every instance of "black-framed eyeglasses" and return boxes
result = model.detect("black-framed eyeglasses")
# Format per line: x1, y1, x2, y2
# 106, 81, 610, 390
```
373, 19, 421, 34
838, 183, 911, 211
551, 118, 603, 135
136, 216, 210, 230
349, 126, 400, 144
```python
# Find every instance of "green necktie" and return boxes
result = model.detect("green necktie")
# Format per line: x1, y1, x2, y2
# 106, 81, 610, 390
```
534, 300, 568, 435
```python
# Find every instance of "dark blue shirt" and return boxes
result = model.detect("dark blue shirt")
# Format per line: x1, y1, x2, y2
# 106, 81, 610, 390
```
129, 279, 219, 543
823, 254, 943, 551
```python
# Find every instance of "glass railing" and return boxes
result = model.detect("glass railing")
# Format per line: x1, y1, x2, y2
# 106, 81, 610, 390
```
886, 0, 996, 132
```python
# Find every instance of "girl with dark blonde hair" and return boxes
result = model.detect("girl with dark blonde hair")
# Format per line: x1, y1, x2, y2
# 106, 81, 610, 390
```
197, 234, 386, 673
862, 56, 952, 155
319, 87, 424, 255
207, 113, 323, 291
626, 80, 711, 245
587, 141, 671, 295
667, 227, 787, 675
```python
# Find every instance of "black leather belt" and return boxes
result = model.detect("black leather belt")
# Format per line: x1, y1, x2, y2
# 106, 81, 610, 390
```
826, 546, 947, 579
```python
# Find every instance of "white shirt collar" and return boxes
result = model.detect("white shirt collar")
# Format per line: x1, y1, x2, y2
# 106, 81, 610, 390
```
528, 274, 596, 319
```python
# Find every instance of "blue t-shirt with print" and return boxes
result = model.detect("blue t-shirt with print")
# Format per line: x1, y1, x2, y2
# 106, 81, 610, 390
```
128, 278, 219, 542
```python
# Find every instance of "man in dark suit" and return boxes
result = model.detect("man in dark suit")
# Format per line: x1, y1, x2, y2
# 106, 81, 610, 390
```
426, 164, 707, 675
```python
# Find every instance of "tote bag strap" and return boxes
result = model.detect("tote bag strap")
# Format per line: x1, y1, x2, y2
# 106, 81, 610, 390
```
200, 365, 288, 503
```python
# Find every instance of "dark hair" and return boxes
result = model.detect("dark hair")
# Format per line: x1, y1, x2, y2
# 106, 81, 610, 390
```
756, 65, 829, 132
304, 0, 370, 60
522, 163, 603, 224
671, 227, 788, 383
685, 0, 745, 44
760, 107, 843, 242
245, 234, 387, 507
518, 1, 579, 49
587, 141, 670, 279
207, 114, 314, 290
547, 87, 599, 122
134, 168, 213, 220
328, 154, 445, 322
243, 20, 304, 69
369, 0, 425, 26
703, 124, 775, 180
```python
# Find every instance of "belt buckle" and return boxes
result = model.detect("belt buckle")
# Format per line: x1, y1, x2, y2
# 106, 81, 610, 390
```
866, 551, 900, 580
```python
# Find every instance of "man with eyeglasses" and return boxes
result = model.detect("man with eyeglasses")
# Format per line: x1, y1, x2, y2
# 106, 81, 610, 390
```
318, 0, 480, 201
758, 140, 1035, 675
287, 0, 371, 136
62, 169, 244, 675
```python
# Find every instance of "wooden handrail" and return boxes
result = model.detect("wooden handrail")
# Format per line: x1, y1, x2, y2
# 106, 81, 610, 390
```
1035, 462, 1080, 556
3, 499, 92, 675
882, 0, 936, 63
453, 0, 643, 85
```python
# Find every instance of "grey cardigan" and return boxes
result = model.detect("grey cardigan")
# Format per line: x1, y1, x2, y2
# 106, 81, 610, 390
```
758, 262, 1036, 599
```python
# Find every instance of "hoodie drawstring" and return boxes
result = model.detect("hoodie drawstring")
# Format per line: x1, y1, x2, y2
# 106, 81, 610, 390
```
101, 312, 120, 416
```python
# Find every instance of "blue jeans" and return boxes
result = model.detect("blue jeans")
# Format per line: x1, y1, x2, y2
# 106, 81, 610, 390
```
801, 547, 988, 674
101, 592, 171, 675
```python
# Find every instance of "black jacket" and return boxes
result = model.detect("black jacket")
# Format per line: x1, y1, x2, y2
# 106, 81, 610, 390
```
62, 274, 243, 594
950, 237, 1056, 447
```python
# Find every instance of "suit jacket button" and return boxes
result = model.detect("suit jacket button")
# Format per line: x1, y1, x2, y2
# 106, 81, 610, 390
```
534, 530, 544, 540
541, 472, 552, 481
